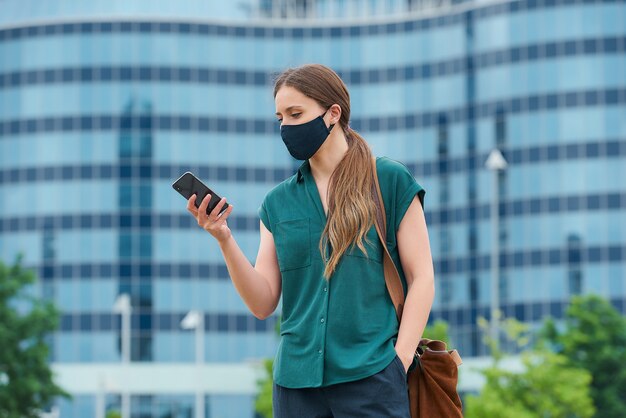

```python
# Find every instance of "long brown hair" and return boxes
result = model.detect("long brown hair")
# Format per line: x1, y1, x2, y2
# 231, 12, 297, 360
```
274, 64, 376, 279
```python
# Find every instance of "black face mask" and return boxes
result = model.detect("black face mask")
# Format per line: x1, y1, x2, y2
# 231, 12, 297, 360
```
280, 110, 335, 160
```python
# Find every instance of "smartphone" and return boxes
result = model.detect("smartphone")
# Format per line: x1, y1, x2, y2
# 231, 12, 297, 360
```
172, 172, 229, 215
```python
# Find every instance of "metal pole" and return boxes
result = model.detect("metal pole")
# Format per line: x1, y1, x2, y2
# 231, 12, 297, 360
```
195, 312, 204, 365
182, 310, 205, 418
490, 166, 500, 347
195, 313, 205, 418
122, 304, 130, 364
121, 305, 130, 418
485, 149, 507, 351
95, 376, 105, 418
114, 294, 132, 418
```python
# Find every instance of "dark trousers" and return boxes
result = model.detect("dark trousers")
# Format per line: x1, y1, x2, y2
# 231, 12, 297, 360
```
273, 355, 410, 418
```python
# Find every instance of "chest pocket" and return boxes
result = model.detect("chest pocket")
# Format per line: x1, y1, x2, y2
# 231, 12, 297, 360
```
345, 224, 383, 264
274, 218, 312, 272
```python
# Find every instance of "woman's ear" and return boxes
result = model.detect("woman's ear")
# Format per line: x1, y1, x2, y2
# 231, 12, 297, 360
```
329, 104, 342, 125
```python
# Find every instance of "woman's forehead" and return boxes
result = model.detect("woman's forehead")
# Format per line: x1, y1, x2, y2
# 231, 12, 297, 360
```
275, 86, 315, 109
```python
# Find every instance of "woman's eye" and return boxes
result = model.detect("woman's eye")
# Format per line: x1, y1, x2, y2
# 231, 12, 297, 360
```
276, 113, 300, 123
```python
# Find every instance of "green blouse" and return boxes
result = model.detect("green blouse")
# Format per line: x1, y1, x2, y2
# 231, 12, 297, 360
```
258, 156, 425, 388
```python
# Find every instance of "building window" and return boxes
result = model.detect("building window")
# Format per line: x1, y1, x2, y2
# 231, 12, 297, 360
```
469, 226, 478, 251
567, 234, 583, 295
568, 270, 582, 295
119, 100, 153, 159
440, 229, 451, 254
441, 278, 452, 305
499, 274, 508, 302
468, 173, 477, 200
259, 0, 313, 18
567, 234, 582, 264
469, 276, 478, 302
495, 109, 506, 147
42, 229, 56, 261
437, 114, 448, 157
440, 181, 450, 204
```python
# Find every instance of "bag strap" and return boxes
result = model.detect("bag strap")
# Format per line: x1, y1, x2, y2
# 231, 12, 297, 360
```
371, 157, 406, 322
371, 158, 463, 367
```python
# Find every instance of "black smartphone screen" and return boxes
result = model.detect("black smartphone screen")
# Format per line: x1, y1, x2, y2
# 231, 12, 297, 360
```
172, 172, 229, 215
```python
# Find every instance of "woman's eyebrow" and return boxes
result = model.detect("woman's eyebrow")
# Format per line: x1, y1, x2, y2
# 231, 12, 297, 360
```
275, 105, 303, 116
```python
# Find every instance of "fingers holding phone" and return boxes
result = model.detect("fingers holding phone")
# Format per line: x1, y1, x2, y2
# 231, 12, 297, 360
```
174, 171, 234, 243
186, 194, 199, 217
191, 193, 234, 242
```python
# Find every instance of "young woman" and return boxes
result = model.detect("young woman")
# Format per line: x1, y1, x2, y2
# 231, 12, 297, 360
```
186, 64, 434, 417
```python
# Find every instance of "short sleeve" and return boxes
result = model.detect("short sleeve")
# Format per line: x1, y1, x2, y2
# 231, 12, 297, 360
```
392, 163, 426, 233
258, 199, 272, 233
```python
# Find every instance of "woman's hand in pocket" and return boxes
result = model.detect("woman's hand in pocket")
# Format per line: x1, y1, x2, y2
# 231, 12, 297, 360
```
395, 348, 413, 374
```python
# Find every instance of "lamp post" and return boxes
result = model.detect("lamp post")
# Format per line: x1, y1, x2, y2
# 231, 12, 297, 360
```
95, 376, 105, 418
181, 310, 205, 418
485, 149, 508, 350
95, 376, 119, 418
113, 294, 132, 418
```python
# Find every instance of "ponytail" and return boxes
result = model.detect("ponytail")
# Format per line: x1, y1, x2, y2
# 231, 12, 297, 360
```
319, 127, 376, 279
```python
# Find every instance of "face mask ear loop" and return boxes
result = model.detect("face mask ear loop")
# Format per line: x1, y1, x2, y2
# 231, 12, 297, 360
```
325, 107, 336, 133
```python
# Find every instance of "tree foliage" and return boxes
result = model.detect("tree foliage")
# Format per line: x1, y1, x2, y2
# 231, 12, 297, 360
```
0, 257, 69, 418
254, 359, 273, 418
464, 349, 595, 418
464, 314, 595, 418
540, 295, 626, 418
422, 319, 451, 344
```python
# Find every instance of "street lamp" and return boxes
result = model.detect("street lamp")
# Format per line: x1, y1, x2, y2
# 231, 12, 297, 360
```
95, 376, 118, 418
95, 376, 105, 418
113, 294, 132, 418
181, 310, 205, 418
485, 149, 508, 350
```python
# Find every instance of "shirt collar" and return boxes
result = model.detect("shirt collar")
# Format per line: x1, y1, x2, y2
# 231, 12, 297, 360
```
296, 160, 310, 183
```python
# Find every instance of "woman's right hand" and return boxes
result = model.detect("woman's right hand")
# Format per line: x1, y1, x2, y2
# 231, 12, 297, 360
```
186, 194, 235, 244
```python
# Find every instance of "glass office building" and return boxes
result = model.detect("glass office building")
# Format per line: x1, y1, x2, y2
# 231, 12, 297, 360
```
0, 0, 624, 416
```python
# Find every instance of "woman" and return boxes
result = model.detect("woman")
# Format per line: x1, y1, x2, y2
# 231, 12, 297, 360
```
186, 64, 434, 417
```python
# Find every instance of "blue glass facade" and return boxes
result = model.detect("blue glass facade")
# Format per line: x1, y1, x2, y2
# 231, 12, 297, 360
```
1, 0, 625, 416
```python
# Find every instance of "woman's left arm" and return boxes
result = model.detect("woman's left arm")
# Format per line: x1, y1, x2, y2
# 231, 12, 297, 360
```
394, 195, 436, 372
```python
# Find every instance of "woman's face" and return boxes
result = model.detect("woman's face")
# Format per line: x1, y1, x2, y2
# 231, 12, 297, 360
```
275, 86, 328, 127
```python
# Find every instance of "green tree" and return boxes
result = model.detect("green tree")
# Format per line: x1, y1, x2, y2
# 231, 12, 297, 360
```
464, 315, 595, 418
254, 318, 279, 418
422, 319, 451, 344
0, 257, 69, 418
254, 359, 273, 418
253, 319, 452, 418
540, 295, 626, 418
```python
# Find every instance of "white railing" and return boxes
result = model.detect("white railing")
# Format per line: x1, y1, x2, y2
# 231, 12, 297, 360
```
248, 0, 456, 21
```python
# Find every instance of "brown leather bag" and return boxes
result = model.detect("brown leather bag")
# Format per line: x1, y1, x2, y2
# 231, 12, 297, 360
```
371, 158, 464, 418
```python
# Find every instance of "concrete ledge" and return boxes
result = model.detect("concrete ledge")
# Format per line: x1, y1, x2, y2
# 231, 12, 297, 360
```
52, 356, 523, 396
52, 362, 266, 395
458, 356, 524, 393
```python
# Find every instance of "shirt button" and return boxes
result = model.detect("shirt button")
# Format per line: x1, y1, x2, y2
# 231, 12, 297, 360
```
320, 318, 325, 323
318, 349, 323, 354
323, 287, 328, 292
